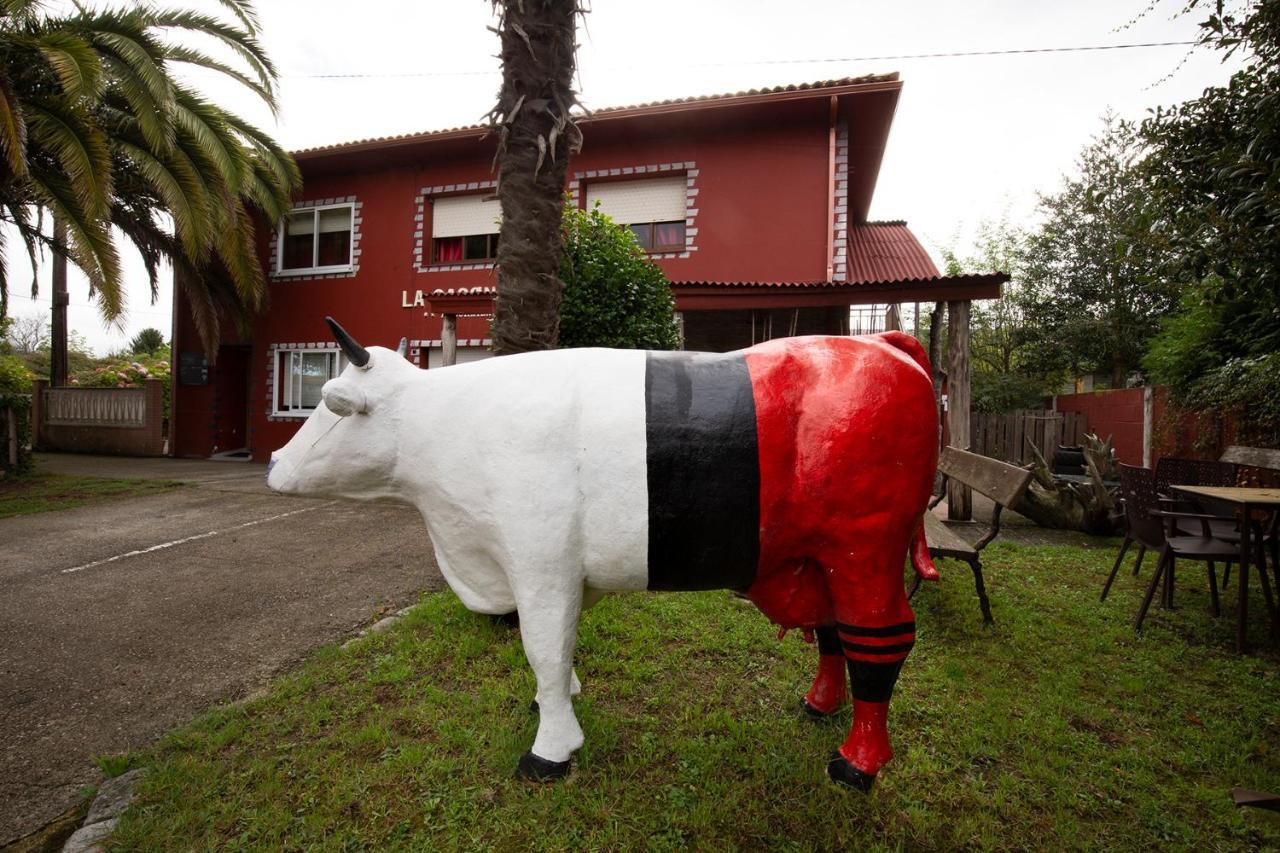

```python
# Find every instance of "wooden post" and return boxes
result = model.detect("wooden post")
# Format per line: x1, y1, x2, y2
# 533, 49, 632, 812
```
884, 303, 901, 332
947, 299, 972, 521
50, 217, 69, 387
441, 314, 458, 367
6, 406, 16, 467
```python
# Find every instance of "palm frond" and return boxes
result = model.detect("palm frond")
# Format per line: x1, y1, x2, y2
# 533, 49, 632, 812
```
25, 96, 113, 217
34, 30, 103, 99
172, 85, 248, 189
212, 193, 262, 307
26, 164, 123, 317
112, 137, 209, 258
220, 110, 300, 196
145, 8, 276, 96
162, 42, 275, 113
4, 200, 43, 298
212, 0, 260, 36
0, 71, 29, 177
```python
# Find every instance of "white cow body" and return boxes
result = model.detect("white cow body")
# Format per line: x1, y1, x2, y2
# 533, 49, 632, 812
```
269, 345, 654, 766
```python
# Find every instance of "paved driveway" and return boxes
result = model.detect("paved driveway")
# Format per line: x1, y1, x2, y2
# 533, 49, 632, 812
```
0, 455, 442, 846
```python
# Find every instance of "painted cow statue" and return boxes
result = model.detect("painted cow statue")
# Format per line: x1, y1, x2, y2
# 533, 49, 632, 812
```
268, 317, 939, 790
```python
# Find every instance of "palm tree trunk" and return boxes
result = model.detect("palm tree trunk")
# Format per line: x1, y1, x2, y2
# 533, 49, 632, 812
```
490, 0, 580, 355
50, 216, 69, 387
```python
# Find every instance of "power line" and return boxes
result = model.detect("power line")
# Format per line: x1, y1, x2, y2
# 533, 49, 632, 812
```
284, 41, 1197, 79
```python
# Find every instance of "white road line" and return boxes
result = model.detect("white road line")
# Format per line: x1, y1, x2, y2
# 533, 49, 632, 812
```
60, 502, 336, 575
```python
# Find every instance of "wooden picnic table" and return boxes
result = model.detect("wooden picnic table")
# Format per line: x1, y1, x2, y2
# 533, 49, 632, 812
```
1172, 485, 1280, 653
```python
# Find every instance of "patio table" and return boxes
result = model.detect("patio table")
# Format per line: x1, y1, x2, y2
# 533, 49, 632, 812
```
1172, 485, 1280, 653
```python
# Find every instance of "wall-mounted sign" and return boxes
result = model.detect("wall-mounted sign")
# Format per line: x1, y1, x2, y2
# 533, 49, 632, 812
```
178, 351, 208, 386
401, 290, 426, 308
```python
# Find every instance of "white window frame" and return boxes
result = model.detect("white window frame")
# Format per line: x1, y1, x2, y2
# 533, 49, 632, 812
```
276, 203, 355, 276
273, 347, 349, 417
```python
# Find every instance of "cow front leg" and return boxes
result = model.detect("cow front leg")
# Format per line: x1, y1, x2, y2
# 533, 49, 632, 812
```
828, 607, 915, 791
513, 582, 585, 782
802, 625, 847, 718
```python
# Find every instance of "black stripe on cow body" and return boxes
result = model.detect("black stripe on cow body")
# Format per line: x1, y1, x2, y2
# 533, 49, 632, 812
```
836, 621, 916, 638
644, 352, 760, 592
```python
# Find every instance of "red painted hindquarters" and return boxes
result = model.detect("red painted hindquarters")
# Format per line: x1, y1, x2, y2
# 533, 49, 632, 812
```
742, 332, 938, 629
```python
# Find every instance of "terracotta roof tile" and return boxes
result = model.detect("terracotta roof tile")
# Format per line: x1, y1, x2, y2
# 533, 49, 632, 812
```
292, 74, 899, 157
846, 221, 940, 284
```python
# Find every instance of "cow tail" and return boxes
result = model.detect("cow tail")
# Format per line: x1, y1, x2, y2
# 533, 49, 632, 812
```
910, 518, 939, 582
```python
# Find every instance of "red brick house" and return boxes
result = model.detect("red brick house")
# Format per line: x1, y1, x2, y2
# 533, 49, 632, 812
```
171, 74, 1004, 460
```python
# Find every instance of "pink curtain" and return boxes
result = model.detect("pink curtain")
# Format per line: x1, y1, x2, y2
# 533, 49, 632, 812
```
434, 238, 463, 262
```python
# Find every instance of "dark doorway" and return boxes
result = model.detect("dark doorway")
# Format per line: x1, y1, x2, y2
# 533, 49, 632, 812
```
213, 345, 251, 454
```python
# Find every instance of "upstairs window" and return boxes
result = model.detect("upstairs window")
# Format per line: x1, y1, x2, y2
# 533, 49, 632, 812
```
432, 194, 501, 263
279, 204, 354, 273
586, 176, 687, 253
274, 348, 350, 415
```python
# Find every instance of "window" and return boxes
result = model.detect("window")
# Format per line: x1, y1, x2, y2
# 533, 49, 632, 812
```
431, 194, 501, 263
278, 204, 354, 273
586, 176, 687, 253
274, 348, 349, 415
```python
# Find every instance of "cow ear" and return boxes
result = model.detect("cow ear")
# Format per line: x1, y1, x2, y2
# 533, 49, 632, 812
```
322, 379, 367, 417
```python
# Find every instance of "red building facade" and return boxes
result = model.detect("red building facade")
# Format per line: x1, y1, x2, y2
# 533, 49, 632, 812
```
172, 74, 1001, 460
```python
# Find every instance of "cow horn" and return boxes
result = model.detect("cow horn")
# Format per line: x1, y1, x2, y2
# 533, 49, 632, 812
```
325, 316, 369, 368
396, 337, 408, 357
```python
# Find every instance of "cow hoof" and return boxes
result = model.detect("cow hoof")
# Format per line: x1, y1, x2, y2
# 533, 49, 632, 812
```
801, 697, 838, 720
515, 751, 570, 782
826, 752, 876, 792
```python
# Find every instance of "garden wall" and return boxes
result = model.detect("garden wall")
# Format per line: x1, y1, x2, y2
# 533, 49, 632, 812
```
1053, 388, 1147, 465
32, 379, 167, 457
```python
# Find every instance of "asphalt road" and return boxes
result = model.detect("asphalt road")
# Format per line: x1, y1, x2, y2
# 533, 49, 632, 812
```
0, 455, 442, 846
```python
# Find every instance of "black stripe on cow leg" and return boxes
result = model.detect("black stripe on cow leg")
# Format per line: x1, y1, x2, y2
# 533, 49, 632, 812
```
516, 751, 571, 782
816, 625, 842, 656
644, 352, 760, 592
846, 658, 908, 704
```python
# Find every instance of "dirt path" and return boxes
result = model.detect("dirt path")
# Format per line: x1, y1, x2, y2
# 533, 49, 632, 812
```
0, 456, 442, 846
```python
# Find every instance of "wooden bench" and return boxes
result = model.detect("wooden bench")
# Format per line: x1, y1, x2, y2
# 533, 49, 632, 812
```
921, 447, 1035, 625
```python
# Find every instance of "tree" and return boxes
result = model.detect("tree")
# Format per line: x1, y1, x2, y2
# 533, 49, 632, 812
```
3, 312, 47, 353
939, 219, 1047, 412
1017, 117, 1177, 389
128, 326, 165, 355
1140, 0, 1280, 439
558, 203, 679, 350
0, 0, 300, 355
487, 0, 583, 354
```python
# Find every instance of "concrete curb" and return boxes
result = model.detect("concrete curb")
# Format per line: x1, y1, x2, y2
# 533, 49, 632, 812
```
62, 769, 142, 852
54, 606, 416, 850
342, 604, 416, 648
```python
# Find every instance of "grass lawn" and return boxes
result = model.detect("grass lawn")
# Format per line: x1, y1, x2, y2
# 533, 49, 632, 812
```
111, 541, 1280, 851
0, 472, 184, 518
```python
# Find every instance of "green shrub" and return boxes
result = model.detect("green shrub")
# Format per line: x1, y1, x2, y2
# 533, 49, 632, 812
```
0, 355, 34, 475
558, 203, 679, 350
0, 354, 32, 395
70, 355, 172, 419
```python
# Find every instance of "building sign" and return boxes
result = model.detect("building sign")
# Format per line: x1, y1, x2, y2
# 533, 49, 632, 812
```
178, 351, 208, 386
401, 290, 425, 308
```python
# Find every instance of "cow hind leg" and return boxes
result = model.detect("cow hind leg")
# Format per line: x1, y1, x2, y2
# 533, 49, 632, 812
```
802, 625, 847, 718
825, 559, 916, 792
512, 580, 585, 782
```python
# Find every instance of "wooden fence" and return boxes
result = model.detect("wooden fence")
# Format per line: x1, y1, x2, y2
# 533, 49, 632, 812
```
968, 410, 1089, 466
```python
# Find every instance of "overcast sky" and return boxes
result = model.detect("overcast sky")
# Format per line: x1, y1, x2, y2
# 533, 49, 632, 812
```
5, 0, 1242, 354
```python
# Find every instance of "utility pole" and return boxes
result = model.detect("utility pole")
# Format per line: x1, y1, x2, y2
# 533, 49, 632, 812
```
50, 217, 69, 387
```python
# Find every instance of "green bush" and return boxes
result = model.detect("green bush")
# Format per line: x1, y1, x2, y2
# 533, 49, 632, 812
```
0, 355, 34, 475
0, 354, 32, 395
558, 203, 679, 350
70, 355, 172, 420
972, 371, 1049, 414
